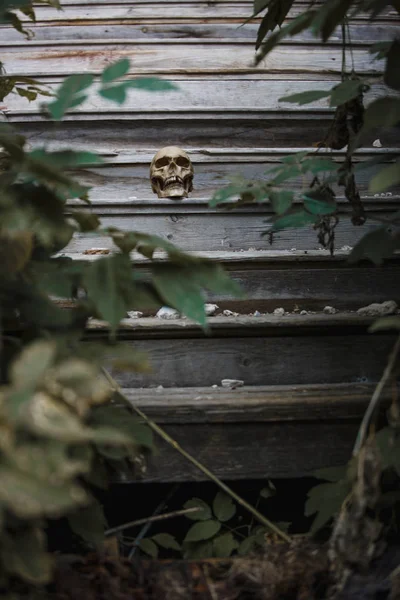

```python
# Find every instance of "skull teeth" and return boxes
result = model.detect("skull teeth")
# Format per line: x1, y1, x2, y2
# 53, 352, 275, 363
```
164, 176, 183, 188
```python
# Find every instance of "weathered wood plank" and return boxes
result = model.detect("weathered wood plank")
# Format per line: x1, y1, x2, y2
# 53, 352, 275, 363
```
99, 330, 395, 388
3, 79, 392, 115
0, 43, 381, 76
1, 21, 397, 43
62, 211, 396, 253
132, 420, 358, 480
53, 251, 400, 311
14, 118, 400, 149
117, 382, 392, 479
11, 2, 398, 21
51, 157, 397, 204
122, 383, 390, 423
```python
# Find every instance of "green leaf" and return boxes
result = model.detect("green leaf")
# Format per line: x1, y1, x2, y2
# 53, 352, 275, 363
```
330, 80, 366, 107
128, 77, 178, 92
152, 263, 242, 327
152, 533, 181, 551
16, 86, 37, 102
212, 532, 239, 558
184, 520, 221, 542
83, 254, 135, 331
305, 480, 349, 533
0, 465, 88, 518
255, 10, 316, 63
2, 528, 52, 584
303, 190, 336, 215
9, 340, 56, 388
139, 538, 159, 558
255, 0, 294, 49
384, 39, 400, 91
348, 228, 397, 266
212, 492, 236, 522
69, 210, 101, 232
101, 58, 130, 83
46, 74, 94, 120
260, 480, 276, 499
90, 405, 153, 450
269, 190, 294, 215
314, 465, 347, 482
362, 97, 400, 131
183, 540, 213, 559
266, 209, 317, 232
183, 498, 212, 521
28, 149, 103, 168
370, 41, 393, 60
279, 90, 330, 106
369, 160, 400, 194
100, 78, 178, 104
301, 157, 338, 174
238, 535, 257, 556
369, 316, 400, 333
68, 501, 107, 547
99, 83, 129, 104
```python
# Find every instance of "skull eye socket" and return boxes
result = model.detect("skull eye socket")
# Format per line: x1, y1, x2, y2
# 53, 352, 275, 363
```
154, 156, 170, 169
176, 156, 190, 168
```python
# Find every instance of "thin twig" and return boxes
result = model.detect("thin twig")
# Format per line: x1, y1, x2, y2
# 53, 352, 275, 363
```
102, 368, 291, 543
353, 333, 400, 455
105, 507, 200, 537
128, 483, 180, 559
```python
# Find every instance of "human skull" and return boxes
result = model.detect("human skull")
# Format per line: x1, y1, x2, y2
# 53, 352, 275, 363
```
150, 146, 194, 199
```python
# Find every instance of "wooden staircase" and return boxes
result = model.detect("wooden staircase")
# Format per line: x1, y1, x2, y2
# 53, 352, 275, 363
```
4, 0, 400, 481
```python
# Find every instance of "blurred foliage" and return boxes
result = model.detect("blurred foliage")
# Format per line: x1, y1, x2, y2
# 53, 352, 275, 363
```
0, 10, 241, 585
211, 0, 400, 261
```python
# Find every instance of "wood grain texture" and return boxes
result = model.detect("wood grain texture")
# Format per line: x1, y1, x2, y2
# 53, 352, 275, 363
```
130, 420, 359, 480
122, 383, 390, 423
1, 21, 397, 43
0, 43, 381, 77
100, 331, 395, 388
15, 119, 400, 149
13, 2, 398, 21
63, 211, 397, 253
4, 79, 394, 116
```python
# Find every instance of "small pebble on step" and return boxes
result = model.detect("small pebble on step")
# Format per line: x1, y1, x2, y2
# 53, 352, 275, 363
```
273, 307, 286, 316
211, 384, 218, 389
253, 310, 261, 317
127, 311, 143, 319
204, 303, 219, 316
323, 306, 337, 315
221, 379, 244, 389
300, 310, 308, 315
223, 309, 239, 316
156, 306, 180, 319
357, 300, 398, 317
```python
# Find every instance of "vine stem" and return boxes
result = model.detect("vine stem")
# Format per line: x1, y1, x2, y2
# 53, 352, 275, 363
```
353, 333, 400, 456
101, 367, 291, 544
105, 507, 200, 537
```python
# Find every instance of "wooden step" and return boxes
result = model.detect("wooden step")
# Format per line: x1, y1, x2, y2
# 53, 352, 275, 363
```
117, 383, 391, 481
59, 251, 400, 312
87, 314, 397, 388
